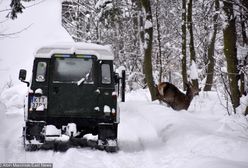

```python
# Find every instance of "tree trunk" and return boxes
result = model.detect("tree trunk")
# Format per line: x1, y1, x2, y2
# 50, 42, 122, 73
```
204, 0, 219, 91
223, 1, 240, 109
140, 0, 157, 101
241, 0, 248, 116
155, 0, 162, 83
187, 0, 199, 92
131, 0, 141, 72
239, 10, 247, 95
181, 0, 188, 91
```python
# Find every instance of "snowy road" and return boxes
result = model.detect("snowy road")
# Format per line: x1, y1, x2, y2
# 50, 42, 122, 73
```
1, 88, 248, 168
1, 0, 248, 167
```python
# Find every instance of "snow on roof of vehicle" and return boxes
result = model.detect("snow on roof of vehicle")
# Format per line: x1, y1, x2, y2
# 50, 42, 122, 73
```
35, 42, 114, 60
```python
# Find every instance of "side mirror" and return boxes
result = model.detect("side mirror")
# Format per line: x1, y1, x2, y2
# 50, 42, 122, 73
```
19, 69, 27, 81
19, 69, 30, 87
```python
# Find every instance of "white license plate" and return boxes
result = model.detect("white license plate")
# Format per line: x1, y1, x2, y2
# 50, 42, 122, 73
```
31, 96, 47, 109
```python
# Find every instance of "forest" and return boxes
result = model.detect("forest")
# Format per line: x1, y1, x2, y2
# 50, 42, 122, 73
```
7, 0, 248, 115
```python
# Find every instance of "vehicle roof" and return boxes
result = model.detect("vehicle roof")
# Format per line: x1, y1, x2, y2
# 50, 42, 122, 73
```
34, 42, 114, 60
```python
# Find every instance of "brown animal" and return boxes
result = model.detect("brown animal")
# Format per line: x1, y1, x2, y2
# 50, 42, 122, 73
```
156, 82, 199, 111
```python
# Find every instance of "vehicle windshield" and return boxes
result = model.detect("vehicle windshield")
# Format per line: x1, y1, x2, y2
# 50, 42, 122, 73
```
53, 57, 93, 83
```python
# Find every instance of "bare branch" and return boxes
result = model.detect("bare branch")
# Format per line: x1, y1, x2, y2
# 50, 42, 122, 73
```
0, 24, 32, 39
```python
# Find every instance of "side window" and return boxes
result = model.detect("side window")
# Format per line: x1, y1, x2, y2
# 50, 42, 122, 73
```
36, 62, 47, 82
101, 64, 111, 84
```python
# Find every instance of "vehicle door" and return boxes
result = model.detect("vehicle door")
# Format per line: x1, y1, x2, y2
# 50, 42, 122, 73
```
48, 54, 99, 117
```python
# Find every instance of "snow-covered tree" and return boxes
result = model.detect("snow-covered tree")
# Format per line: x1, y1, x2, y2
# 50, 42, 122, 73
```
139, 0, 157, 100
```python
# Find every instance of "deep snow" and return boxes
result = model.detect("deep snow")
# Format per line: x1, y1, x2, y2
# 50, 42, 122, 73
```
0, 0, 248, 168
0, 87, 248, 168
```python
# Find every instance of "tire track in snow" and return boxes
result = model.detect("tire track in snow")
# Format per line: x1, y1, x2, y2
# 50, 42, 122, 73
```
119, 101, 164, 153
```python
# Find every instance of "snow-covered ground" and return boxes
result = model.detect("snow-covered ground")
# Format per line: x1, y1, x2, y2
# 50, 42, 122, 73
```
0, 0, 248, 168
0, 86, 248, 168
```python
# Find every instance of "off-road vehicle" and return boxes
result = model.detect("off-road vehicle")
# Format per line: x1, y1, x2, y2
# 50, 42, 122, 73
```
19, 42, 125, 152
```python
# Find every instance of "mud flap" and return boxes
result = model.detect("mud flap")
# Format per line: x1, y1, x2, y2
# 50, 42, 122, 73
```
98, 123, 118, 152
23, 121, 45, 151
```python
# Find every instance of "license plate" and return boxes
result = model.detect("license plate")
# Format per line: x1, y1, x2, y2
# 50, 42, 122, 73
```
31, 96, 48, 109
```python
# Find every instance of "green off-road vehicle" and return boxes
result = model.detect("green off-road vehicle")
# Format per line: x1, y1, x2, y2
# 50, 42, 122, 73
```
19, 42, 125, 152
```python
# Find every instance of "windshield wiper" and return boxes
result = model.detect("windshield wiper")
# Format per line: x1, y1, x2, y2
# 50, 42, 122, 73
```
77, 73, 90, 86
77, 77, 85, 86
